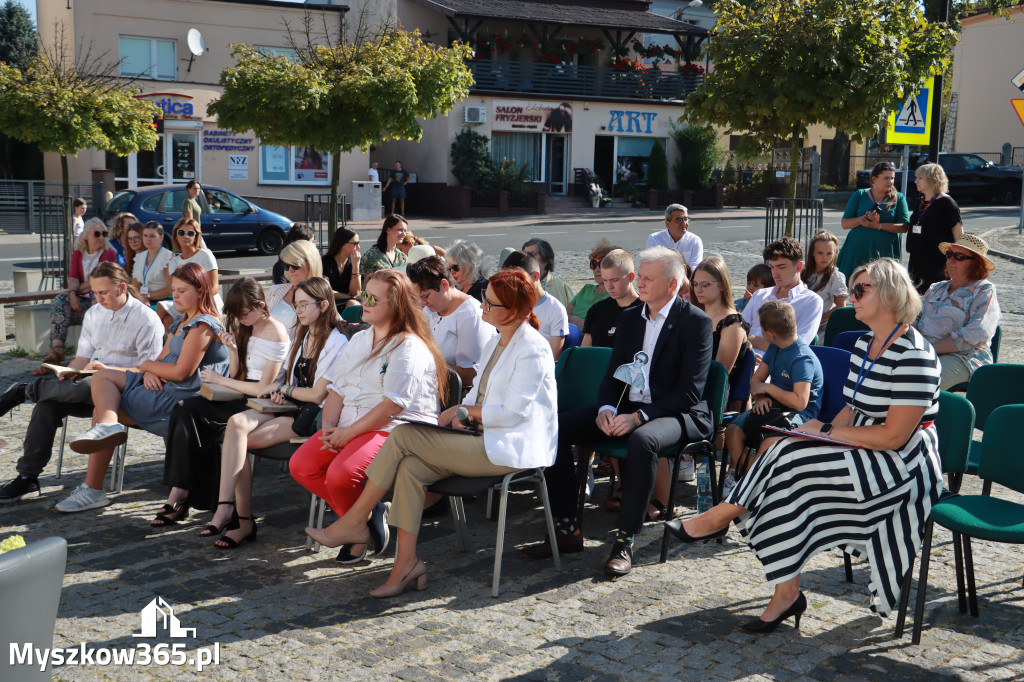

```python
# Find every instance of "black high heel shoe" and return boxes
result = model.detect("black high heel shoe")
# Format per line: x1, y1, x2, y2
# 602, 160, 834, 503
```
199, 501, 238, 537
665, 518, 728, 543
740, 591, 807, 633
151, 498, 190, 527
214, 515, 257, 549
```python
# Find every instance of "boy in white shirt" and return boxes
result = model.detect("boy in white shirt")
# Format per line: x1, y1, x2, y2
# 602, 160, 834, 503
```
742, 237, 824, 350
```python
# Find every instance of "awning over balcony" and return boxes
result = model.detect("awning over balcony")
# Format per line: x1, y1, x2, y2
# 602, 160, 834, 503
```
412, 0, 707, 53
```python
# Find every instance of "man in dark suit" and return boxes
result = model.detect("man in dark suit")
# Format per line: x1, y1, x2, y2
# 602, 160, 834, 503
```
523, 247, 713, 576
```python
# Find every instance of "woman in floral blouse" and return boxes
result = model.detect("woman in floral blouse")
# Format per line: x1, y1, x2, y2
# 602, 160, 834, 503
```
916, 234, 1001, 390
360, 214, 408, 281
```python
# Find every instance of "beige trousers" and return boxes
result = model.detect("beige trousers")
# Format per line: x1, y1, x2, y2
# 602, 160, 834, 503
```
365, 423, 519, 535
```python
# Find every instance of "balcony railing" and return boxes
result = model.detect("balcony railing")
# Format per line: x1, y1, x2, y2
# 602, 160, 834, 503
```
467, 60, 703, 102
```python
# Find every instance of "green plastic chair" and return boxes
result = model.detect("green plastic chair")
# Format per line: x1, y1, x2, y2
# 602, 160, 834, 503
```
823, 306, 869, 348
963, 363, 1024, 486
842, 392, 976, 591
590, 361, 729, 563
904, 404, 1024, 644
555, 346, 612, 410
947, 325, 1002, 393
341, 304, 363, 324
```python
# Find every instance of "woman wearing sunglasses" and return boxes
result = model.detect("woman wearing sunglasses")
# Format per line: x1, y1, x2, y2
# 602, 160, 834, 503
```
446, 239, 489, 302
916, 234, 1001, 391
157, 218, 222, 326
35, 218, 119, 371
290, 270, 447, 563
132, 222, 174, 308
305, 268, 557, 597
668, 258, 942, 632
322, 227, 362, 309
566, 239, 619, 328
154, 277, 289, 527
204, 277, 347, 548
265, 240, 323, 331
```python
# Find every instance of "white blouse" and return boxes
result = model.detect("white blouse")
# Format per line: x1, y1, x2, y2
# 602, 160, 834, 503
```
423, 297, 496, 375
264, 283, 298, 333
132, 247, 174, 293
288, 329, 347, 404
327, 329, 440, 432
244, 335, 289, 381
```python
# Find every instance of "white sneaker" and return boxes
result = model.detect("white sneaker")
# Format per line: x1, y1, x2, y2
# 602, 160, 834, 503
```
722, 470, 738, 499
69, 423, 127, 454
676, 457, 695, 482
55, 483, 110, 513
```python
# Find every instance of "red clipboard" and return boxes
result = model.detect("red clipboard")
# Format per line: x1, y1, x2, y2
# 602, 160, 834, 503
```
763, 424, 859, 448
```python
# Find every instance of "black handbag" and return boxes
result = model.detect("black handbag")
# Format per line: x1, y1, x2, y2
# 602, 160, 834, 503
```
291, 401, 322, 437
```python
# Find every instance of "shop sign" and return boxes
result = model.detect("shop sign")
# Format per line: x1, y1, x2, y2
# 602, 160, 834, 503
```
228, 155, 249, 180
202, 130, 256, 152
608, 110, 657, 135
492, 101, 573, 133
135, 92, 197, 120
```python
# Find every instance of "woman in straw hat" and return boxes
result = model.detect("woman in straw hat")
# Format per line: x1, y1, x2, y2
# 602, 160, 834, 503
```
916, 234, 1001, 391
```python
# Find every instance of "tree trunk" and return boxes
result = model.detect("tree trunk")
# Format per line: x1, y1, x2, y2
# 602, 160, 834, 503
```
785, 128, 800, 236
61, 154, 71, 288
328, 149, 342, 243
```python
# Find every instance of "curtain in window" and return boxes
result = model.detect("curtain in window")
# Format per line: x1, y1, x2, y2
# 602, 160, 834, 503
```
492, 133, 542, 181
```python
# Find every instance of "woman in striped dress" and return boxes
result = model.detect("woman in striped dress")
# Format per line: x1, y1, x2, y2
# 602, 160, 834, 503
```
667, 258, 942, 632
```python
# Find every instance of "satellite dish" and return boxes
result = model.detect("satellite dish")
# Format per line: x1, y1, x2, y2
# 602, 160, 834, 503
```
186, 29, 205, 57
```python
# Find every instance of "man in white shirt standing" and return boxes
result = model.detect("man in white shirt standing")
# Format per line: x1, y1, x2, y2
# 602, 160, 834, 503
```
502, 250, 569, 360
742, 237, 824, 351
646, 203, 703, 270
368, 161, 379, 182
0, 262, 164, 506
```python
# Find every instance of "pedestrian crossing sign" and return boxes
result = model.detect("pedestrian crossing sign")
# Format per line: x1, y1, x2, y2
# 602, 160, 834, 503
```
886, 77, 935, 144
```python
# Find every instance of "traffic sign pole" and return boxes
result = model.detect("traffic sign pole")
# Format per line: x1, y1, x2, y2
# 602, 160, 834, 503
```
901, 145, 910, 197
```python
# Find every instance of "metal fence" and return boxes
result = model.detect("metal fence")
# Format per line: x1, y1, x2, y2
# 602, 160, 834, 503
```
0, 180, 105, 234
302, 194, 348, 251
38, 195, 70, 290
764, 198, 825, 251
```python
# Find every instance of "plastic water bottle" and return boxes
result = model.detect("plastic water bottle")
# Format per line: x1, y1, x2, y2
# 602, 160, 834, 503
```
696, 457, 712, 514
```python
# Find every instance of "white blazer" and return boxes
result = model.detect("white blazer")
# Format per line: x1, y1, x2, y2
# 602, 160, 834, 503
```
463, 321, 558, 469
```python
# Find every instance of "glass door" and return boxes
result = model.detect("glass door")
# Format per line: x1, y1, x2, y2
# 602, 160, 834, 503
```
546, 134, 570, 196
110, 129, 200, 189
170, 132, 198, 182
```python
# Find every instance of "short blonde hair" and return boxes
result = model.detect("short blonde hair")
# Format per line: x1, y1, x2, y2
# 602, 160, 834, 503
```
915, 163, 949, 195
600, 248, 634, 275
280, 240, 323, 278
850, 258, 921, 324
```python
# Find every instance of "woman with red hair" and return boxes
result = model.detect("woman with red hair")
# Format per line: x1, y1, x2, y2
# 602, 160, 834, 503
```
305, 268, 558, 597
59, 263, 230, 513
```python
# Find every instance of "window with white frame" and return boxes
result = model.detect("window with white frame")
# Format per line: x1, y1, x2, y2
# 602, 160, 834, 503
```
259, 145, 331, 185
254, 46, 300, 61
120, 37, 176, 80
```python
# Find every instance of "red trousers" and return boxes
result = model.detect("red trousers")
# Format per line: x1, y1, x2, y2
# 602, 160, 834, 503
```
289, 429, 390, 516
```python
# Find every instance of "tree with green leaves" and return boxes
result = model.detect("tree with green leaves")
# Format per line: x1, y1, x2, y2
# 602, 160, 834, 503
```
209, 14, 474, 237
687, 0, 956, 233
450, 128, 494, 195
671, 122, 719, 190
647, 139, 668, 191
0, 26, 159, 278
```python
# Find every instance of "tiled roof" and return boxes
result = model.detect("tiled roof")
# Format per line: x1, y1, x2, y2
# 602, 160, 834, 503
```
411, 0, 705, 35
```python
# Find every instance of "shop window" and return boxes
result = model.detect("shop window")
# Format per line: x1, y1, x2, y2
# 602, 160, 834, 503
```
491, 132, 542, 182
259, 145, 331, 185
616, 137, 665, 185
120, 37, 176, 80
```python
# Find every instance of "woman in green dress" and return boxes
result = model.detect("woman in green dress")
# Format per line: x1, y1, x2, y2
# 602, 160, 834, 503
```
836, 162, 910, 281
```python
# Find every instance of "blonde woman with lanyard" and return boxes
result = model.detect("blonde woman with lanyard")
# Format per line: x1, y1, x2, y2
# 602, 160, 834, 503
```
906, 163, 963, 293
205, 277, 346, 548
667, 258, 942, 633
133, 222, 174, 308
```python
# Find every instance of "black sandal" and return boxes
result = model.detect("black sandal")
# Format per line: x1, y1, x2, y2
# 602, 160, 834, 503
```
645, 499, 674, 523
214, 515, 258, 549
151, 498, 190, 527
199, 501, 238, 537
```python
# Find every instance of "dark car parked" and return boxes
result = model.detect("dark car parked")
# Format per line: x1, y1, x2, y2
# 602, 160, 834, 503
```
856, 153, 1022, 205
103, 185, 293, 255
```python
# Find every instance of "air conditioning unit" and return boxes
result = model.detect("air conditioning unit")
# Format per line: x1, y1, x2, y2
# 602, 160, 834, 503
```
463, 106, 486, 124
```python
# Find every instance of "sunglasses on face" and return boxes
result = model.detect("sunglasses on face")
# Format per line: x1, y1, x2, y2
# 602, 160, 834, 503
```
945, 251, 976, 262
281, 262, 304, 271
449, 263, 461, 273
348, 240, 360, 247
360, 291, 378, 307
176, 230, 197, 238
851, 282, 873, 300
482, 296, 507, 312
589, 258, 603, 270
93, 230, 109, 238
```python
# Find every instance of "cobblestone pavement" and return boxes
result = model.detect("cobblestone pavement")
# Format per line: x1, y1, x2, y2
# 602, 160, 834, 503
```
1, 232, 1023, 680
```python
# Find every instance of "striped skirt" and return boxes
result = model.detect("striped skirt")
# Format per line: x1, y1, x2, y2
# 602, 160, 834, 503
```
728, 423, 942, 616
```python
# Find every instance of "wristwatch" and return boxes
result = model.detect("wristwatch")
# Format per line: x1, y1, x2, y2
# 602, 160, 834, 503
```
820, 423, 834, 436
637, 409, 650, 425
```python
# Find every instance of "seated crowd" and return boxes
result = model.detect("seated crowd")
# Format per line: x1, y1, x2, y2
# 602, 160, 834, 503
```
0, 207, 1005, 624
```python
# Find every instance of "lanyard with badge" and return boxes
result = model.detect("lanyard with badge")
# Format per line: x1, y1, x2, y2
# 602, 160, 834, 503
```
912, 194, 941, 235
847, 323, 903, 425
